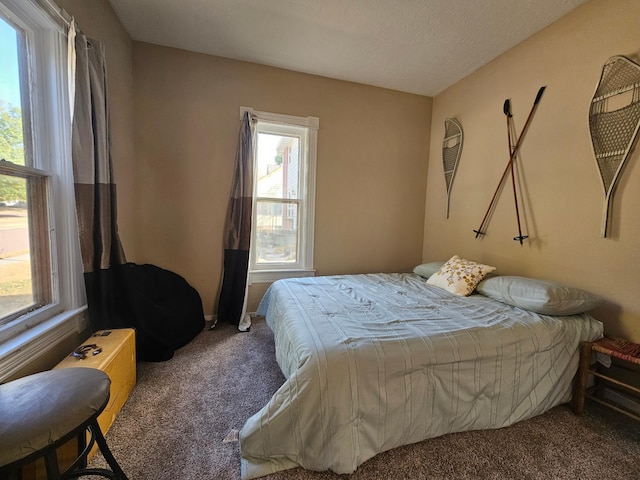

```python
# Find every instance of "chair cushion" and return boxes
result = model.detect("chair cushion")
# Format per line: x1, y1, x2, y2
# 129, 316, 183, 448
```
0, 367, 110, 467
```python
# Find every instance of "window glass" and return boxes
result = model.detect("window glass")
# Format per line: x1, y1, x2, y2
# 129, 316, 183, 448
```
0, 17, 23, 144
0, 16, 39, 324
256, 133, 300, 199
255, 132, 301, 265
255, 199, 298, 264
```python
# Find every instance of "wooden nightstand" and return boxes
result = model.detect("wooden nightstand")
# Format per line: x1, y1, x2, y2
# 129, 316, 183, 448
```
573, 335, 640, 421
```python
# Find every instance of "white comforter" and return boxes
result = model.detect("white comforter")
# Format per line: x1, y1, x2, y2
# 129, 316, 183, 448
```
239, 273, 603, 479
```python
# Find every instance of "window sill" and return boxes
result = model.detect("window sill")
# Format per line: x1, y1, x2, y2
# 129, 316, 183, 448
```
250, 269, 316, 284
0, 306, 87, 381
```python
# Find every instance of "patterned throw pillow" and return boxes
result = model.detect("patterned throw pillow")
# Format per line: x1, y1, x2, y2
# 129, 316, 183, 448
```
426, 255, 496, 296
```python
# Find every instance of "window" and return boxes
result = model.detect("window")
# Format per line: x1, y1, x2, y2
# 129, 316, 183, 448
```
0, 0, 84, 355
244, 108, 318, 283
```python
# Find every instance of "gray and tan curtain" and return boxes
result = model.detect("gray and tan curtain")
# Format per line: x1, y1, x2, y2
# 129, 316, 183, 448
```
217, 111, 254, 331
71, 29, 126, 331
69, 23, 205, 360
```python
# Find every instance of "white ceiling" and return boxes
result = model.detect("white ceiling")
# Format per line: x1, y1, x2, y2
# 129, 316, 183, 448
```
106, 0, 589, 97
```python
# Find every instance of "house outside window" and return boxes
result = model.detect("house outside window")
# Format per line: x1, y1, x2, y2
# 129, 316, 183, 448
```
243, 107, 318, 284
0, 0, 85, 369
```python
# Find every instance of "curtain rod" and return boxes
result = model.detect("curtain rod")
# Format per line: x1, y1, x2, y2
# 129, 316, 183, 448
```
36, 0, 73, 29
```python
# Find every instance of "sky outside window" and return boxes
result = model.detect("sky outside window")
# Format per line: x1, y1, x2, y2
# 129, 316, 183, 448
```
0, 15, 32, 319
0, 16, 21, 108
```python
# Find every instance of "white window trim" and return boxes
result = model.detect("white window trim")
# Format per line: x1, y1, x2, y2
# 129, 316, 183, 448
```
0, 0, 86, 379
240, 107, 318, 284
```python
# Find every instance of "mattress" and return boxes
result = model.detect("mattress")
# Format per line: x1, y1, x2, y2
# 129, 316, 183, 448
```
239, 273, 603, 479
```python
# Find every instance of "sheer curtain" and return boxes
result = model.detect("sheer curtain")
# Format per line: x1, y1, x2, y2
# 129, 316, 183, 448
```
217, 111, 254, 331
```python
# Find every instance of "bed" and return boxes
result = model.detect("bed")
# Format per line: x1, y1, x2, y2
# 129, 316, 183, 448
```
239, 269, 603, 479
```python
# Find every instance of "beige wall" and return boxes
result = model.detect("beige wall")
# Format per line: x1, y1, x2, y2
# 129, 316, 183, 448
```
57, 0, 638, 345
58, 0, 138, 260
132, 44, 432, 315
424, 0, 640, 342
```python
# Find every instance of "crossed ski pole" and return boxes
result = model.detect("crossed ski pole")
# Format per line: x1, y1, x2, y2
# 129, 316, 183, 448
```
473, 86, 545, 241
505, 99, 528, 245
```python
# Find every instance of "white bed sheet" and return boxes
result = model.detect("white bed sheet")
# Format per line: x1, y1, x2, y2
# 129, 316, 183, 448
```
239, 273, 603, 479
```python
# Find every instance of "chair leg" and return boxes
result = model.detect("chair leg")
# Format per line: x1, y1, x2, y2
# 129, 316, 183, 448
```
76, 426, 88, 469
62, 468, 116, 480
0, 465, 23, 480
90, 422, 129, 480
44, 451, 60, 479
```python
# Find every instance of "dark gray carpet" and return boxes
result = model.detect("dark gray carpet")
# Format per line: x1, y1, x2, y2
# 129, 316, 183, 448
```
89, 318, 640, 479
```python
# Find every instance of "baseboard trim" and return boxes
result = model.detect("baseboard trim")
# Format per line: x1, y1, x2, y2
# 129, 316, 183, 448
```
205, 313, 259, 329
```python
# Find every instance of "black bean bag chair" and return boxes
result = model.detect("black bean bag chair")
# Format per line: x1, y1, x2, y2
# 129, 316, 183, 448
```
84, 263, 205, 361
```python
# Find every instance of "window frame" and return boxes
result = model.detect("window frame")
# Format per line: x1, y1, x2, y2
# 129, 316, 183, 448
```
0, 163, 53, 325
241, 107, 318, 284
0, 0, 86, 365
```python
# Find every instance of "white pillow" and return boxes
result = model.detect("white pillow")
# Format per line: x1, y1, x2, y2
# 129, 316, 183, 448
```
476, 275, 603, 315
413, 261, 445, 279
426, 255, 496, 296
